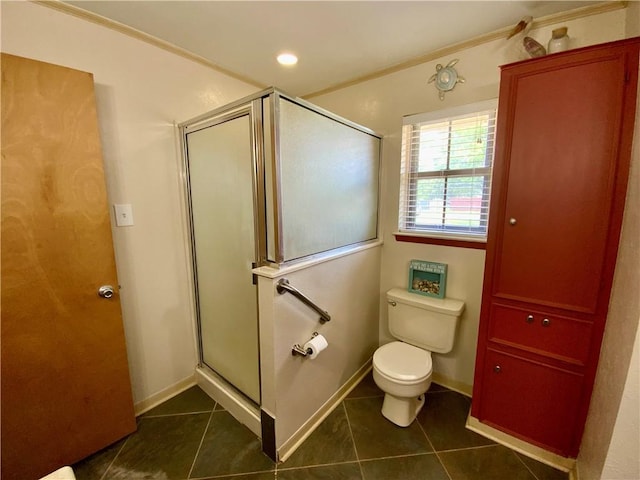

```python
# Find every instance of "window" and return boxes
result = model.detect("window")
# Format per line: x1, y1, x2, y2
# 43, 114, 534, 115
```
398, 100, 497, 242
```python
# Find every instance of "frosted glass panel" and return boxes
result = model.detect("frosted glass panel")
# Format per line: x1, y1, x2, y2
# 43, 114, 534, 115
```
186, 114, 260, 404
278, 99, 380, 261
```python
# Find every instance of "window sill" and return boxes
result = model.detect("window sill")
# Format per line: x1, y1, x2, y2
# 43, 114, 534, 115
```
393, 232, 486, 250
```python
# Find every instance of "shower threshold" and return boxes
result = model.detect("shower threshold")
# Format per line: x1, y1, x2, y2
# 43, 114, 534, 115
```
196, 366, 261, 437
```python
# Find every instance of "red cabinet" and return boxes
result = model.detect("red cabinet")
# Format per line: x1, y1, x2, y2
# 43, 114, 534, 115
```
471, 38, 640, 457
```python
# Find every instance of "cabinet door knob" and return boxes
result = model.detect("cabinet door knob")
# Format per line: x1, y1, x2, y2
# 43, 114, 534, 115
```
493, 365, 502, 373
542, 318, 551, 327
509, 218, 517, 225
526, 314, 534, 323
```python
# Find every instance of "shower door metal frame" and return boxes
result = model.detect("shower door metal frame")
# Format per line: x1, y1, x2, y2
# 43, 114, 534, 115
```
182, 87, 382, 268
266, 89, 383, 265
178, 87, 383, 402
179, 98, 267, 403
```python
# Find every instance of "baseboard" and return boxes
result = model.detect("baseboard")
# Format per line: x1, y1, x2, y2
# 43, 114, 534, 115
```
466, 414, 576, 472
133, 374, 197, 416
195, 366, 261, 437
569, 463, 580, 480
431, 371, 473, 397
277, 360, 372, 463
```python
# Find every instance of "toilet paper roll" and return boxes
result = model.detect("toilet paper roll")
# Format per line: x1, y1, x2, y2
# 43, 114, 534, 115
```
304, 334, 328, 359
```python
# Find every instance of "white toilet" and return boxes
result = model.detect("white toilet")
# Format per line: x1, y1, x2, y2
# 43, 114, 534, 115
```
372, 288, 465, 427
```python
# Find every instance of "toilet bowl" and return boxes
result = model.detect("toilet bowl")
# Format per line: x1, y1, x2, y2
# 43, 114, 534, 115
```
373, 341, 432, 427
373, 288, 464, 427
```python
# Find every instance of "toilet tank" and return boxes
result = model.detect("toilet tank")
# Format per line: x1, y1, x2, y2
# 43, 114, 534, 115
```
386, 288, 465, 353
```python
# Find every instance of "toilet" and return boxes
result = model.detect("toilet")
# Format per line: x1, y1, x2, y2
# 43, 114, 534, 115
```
373, 288, 465, 427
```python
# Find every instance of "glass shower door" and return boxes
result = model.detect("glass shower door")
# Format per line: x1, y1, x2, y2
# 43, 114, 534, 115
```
186, 112, 260, 404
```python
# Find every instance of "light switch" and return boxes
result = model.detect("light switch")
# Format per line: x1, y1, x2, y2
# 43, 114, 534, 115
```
113, 204, 134, 227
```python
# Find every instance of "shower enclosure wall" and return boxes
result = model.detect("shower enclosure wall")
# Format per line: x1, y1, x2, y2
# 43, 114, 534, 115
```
180, 88, 382, 460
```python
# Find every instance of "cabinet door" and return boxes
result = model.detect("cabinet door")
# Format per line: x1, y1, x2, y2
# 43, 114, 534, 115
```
493, 53, 627, 313
480, 349, 584, 456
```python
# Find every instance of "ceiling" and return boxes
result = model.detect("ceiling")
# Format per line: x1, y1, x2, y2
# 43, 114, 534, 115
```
66, 1, 599, 97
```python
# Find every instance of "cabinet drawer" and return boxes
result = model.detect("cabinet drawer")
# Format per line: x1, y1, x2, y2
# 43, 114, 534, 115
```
479, 349, 584, 456
489, 304, 592, 365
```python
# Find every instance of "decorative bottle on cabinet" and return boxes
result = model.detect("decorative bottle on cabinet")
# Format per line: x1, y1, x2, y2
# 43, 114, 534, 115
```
470, 38, 640, 459
548, 27, 570, 53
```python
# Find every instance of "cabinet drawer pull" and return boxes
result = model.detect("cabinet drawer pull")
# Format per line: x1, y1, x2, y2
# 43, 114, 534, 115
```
509, 218, 517, 225
526, 314, 534, 323
493, 365, 502, 373
542, 318, 551, 327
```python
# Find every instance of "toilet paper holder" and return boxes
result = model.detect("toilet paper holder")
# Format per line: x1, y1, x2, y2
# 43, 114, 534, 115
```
292, 332, 319, 357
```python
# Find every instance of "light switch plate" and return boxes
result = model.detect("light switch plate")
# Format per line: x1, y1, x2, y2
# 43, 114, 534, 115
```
113, 204, 134, 227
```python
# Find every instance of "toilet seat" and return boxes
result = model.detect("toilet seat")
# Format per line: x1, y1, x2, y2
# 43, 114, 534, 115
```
373, 341, 432, 384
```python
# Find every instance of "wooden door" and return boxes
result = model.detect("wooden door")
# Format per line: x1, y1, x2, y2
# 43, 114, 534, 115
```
1, 54, 136, 480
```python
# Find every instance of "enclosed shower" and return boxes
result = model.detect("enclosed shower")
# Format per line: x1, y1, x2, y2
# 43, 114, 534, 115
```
180, 88, 382, 460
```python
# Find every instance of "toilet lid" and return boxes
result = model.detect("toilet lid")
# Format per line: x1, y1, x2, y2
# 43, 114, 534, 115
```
373, 341, 432, 381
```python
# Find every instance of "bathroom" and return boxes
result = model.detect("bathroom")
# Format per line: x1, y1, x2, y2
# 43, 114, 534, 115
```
1, 1, 639, 480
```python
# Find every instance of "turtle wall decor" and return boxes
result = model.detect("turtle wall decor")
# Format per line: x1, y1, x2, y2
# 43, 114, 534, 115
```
428, 59, 465, 100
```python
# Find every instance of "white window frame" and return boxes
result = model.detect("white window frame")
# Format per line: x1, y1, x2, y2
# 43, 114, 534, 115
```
397, 99, 498, 243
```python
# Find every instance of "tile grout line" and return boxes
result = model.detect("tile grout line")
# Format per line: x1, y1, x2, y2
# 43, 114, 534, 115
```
358, 451, 445, 463
435, 443, 498, 454
189, 467, 276, 480
142, 410, 217, 419
184, 408, 276, 480
341, 401, 366, 480
97, 431, 132, 480
415, 413, 453, 480
277, 459, 363, 472
512, 449, 542, 480
415, 416, 436, 452
186, 409, 215, 480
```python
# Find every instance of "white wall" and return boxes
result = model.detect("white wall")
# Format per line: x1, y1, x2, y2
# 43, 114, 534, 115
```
600, 326, 640, 480
578, 5, 640, 478
0, 1, 258, 405
256, 246, 380, 453
311, 9, 627, 394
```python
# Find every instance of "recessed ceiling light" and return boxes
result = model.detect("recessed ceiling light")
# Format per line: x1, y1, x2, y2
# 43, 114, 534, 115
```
277, 53, 298, 66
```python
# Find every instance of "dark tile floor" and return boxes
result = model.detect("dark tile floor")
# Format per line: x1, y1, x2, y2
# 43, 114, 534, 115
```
74, 374, 569, 480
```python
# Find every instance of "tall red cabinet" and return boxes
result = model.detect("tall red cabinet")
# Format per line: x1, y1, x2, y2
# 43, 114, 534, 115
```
471, 38, 640, 458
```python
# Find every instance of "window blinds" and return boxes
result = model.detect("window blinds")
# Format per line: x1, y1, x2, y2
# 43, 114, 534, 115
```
399, 99, 498, 240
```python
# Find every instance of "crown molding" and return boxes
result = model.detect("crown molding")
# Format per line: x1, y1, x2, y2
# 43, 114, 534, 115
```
32, 0, 626, 100
32, 0, 267, 90
303, 1, 627, 99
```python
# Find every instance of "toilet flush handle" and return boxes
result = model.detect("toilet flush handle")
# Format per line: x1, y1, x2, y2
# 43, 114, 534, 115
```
387, 300, 397, 307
